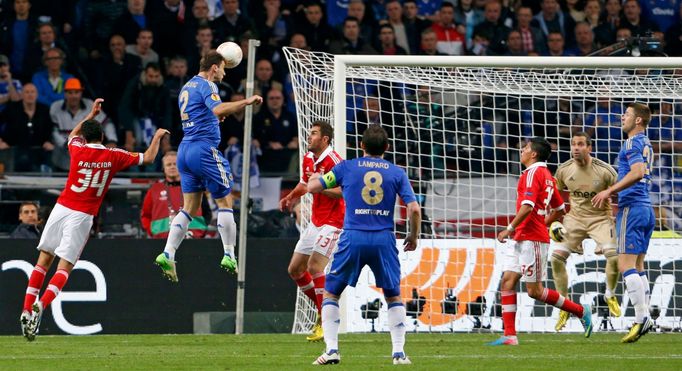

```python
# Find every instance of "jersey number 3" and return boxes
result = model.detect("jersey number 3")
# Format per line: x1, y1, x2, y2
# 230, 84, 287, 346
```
71, 168, 111, 197
362, 171, 384, 205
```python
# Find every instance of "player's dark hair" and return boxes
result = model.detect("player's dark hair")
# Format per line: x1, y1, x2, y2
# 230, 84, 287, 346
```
628, 102, 651, 128
81, 119, 104, 143
199, 51, 224, 72
19, 201, 39, 214
312, 121, 333, 145
529, 136, 552, 162
362, 125, 389, 156
573, 131, 592, 146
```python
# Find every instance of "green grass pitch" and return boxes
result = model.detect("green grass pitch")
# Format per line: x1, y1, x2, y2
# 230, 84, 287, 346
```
1, 333, 681, 370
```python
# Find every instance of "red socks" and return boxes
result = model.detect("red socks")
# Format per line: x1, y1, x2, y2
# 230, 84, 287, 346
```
312, 272, 326, 315
294, 272, 317, 308
540, 288, 583, 317
39, 269, 70, 310
501, 290, 517, 336
23, 265, 47, 312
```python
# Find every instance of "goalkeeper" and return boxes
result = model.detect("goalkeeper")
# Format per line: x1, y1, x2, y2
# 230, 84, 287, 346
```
551, 132, 620, 332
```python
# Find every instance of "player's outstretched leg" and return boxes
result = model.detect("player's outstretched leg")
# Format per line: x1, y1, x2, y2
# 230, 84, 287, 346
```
579, 304, 593, 338
622, 317, 654, 343
25, 301, 44, 341
157, 210, 192, 282
604, 253, 621, 317
550, 253, 570, 331
387, 301, 411, 364
217, 209, 238, 274
312, 297, 341, 365
487, 290, 518, 346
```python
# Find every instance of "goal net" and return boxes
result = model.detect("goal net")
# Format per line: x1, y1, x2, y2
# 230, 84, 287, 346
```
284, 47, 682, 334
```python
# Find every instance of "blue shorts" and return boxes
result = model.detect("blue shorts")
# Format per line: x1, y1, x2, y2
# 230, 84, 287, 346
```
616, 205, 655, 255
177, 141, 233, 199
325, 229, 401, 296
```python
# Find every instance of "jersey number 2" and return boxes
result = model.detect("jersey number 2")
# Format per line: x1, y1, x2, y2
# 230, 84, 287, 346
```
70, 169, 111, 197
179, 90, 189, 121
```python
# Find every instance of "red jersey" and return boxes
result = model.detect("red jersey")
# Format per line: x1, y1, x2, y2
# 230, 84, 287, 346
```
513, 162, 564, 243
300, 147, 345, 228
57, 137, 143, 215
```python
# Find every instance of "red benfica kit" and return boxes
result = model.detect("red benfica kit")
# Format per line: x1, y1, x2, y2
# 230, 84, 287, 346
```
300, 146, 345, 228
513, 162, 565, 243
57, 137, 143, 215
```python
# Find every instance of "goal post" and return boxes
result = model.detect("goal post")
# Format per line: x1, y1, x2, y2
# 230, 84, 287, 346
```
284, 47, 682, 334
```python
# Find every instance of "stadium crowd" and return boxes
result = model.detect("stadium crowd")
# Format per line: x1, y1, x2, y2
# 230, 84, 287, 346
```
1, 0, 681, 232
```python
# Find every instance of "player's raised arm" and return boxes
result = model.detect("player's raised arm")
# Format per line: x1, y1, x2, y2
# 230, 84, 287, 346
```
141, 129, 170, 165
68, 98, 103, 141
212, 95, 263, 119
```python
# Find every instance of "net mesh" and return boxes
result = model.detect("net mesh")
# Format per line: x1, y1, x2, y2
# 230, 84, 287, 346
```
284, 47, 682, 333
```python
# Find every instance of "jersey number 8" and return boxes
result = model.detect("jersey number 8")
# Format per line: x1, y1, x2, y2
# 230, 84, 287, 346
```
362, 171, 384, 205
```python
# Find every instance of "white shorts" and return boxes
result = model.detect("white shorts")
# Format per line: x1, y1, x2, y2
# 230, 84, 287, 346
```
37, 203, 93, 265
501, 240, 549, 283
293, 223, 342, 258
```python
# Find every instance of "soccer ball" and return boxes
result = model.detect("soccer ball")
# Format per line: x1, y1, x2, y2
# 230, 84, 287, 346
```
549, 221, 566, 242
216, 42, 242, 69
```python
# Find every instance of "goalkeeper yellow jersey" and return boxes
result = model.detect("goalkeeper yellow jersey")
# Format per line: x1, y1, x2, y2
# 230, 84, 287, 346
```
555, 157, 617, 218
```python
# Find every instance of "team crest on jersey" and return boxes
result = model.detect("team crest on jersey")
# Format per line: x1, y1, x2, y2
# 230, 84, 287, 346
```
593, 180, 601, 187
211, 93, 220, 101
160, 190, 168, 201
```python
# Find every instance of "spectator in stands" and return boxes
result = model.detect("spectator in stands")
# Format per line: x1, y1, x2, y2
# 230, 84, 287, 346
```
622, 0, 659, 37
328, 17, 378, 55
383, 0, 414, 54
31, 47, 74, 107
346, 0, 377, 46
10, 202, 42, 239
641, 0, 681, 33
594, 0, 622, 47
257, 0, 294, 49
617, 27, 633, 42
211, 0, 253, 43
649, 101, 682, 154
125, 28, 159, 67
95, 34, 143, 125
0, 54, 22, 113
294, 2, 334, 52
240, 59, 282, 114
253, 88, 298, 172
165, 56, 189, 147
419, 28, 447, 56
0, 0, 39, 82
583, 0, 601, 29
566, 22, 597, 56
514, 6, 546, 55
376, 24, 408, 55
473, 0, 512, 55
583, 96, 623, 162
564, 0, 584, 23
543, 31, 571, 56
666, 7, 682, 56
185, 25, 214, 75
84, 0, 128, 57
112, 0, 147, 45
0, 83, 53, 172
431, 2, 465, 55
183, 0, 211, 52
141, 151, 208, 239
119, 63, 171, 156
532, 0, 577, 48
454, 0, 484, 50
25, 23, 70, 80
403, 0, 432, 39
469, 29, 491, 56
50, 78, 114, 171
147, 0, 186, 59
504, 30, 527, 56
416, 0, 442, 22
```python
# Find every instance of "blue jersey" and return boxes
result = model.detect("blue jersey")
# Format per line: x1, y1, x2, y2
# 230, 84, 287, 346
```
320, 156, 416, 231
179, 75, 222, 147
617, 133, 654, 207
